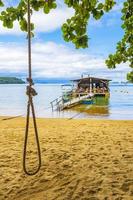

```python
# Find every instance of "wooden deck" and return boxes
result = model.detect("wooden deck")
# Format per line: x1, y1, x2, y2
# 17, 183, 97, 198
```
62, 94, 91, 109
50, 92, 108, 111
50, 93, 93, 111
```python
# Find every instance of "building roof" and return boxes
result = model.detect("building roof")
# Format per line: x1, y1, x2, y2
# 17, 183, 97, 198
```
71, 76, 111, 82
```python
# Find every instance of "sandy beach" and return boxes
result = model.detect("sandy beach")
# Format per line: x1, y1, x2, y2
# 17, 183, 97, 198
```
0, 117, 133, 200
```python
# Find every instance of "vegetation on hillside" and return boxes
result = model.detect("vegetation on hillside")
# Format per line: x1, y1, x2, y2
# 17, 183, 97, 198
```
0, 77, 25, 84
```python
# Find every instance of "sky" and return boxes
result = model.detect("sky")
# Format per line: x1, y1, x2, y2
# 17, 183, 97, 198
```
0, 0, 130, 81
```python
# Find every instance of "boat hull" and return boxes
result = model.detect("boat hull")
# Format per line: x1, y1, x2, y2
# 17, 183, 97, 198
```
81, 99, 93, 105
82, 94, 109, 105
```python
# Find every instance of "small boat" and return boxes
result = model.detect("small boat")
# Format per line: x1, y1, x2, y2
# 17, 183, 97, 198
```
50, 76, 111, 110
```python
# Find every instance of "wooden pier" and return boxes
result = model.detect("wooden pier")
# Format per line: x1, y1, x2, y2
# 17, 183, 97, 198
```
50, 93, 92, 111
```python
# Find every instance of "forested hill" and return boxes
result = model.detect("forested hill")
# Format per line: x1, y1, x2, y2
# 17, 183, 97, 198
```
0, 77, 25, 84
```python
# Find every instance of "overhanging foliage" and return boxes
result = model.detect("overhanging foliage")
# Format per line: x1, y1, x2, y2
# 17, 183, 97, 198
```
0, 0, 132, 82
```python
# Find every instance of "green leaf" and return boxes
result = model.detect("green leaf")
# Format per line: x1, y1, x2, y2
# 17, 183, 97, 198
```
43, 6, 50, 14
0, 0, 4, 7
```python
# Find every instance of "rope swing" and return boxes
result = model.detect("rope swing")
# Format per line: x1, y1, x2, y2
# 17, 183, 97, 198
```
23, 0, 41, 176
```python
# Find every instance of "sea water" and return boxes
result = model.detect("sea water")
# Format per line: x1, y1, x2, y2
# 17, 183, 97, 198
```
0, 84, 133, 120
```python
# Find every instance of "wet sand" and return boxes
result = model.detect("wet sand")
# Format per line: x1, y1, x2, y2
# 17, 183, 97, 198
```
0, 117, 133, 200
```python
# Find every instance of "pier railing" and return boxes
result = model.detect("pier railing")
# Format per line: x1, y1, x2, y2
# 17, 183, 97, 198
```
50, 96, 64, 111
50, 93, 92, 111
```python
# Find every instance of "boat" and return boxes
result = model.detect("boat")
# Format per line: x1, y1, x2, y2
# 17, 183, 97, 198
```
50, 76, 111, 111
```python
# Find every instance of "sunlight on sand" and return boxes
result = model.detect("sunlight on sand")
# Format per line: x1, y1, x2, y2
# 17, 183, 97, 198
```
0, 117, 133, 200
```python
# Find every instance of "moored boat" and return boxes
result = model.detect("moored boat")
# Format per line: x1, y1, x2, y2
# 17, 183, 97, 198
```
50, 76, 111, 110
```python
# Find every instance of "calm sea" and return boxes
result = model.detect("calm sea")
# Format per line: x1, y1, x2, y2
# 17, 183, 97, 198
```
0, 84, 133, 120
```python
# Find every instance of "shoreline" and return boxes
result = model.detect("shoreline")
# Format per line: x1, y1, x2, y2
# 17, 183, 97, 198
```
0, 117, 133, 200
1, 115, 133, 121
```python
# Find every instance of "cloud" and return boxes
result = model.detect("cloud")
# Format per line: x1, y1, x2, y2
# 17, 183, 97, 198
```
0, 1, 74, 35
32, 8, 73, 33
0, 0, 124, 35
0, 41, 129, 81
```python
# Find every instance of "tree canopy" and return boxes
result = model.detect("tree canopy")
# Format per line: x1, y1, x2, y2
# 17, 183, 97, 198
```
0, 0, 132, 82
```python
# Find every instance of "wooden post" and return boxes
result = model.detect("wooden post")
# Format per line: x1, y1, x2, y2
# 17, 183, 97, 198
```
56, 99, 58, 104
90, 78, 92, 93
51, 102, 54, 112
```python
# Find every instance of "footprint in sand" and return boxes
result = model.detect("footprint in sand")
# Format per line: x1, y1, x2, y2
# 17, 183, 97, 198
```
120, 179, 133, 192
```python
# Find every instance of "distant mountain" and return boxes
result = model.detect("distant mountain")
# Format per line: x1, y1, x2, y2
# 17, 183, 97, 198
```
34, 78, 70, 84
0, 77, 25, 84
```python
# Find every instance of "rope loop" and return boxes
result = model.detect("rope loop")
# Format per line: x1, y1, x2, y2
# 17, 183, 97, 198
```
23, 96, 41, 176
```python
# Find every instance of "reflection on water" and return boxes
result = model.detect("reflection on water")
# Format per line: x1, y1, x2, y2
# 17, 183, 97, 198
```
72, 105, 109, 116
69, 96, 110, 117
